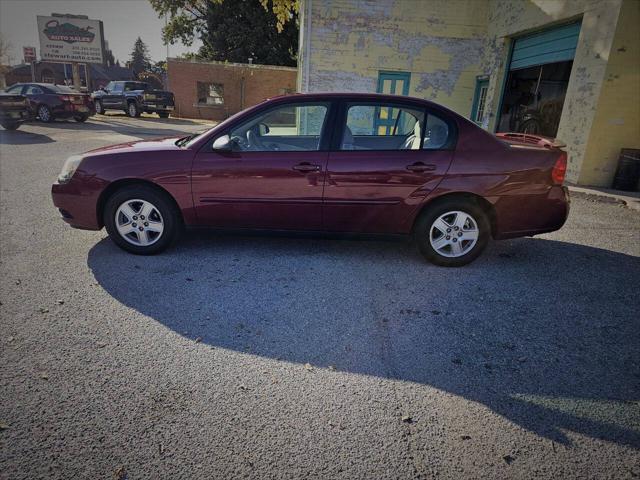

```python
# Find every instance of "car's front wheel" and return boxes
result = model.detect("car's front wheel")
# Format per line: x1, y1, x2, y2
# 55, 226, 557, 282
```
414, 198, 490, 267
104, 185, 181, 255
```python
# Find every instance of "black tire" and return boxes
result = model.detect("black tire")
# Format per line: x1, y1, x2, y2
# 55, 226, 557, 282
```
157, 111, 170, 118
74, 114, 89, 122
126, 101, 141, 118
94, 100, 104, 115
0, 121, 20, 130
519, 119, 540, 135
37, 104, 53, 123
414, 198, 491, 267
103, 185, 181, 255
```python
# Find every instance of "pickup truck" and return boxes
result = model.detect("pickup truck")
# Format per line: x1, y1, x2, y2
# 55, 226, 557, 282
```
0, 92, 32, 130
91, 81, 175, 118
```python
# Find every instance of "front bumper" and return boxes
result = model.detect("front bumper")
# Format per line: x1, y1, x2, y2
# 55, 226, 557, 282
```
51, 179, 102, 230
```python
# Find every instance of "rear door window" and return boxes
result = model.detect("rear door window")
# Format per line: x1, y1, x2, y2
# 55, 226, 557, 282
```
422, 113, 450, 150
340, 103, 425, 150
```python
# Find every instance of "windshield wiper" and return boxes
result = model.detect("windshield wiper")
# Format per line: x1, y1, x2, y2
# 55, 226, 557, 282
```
175, 134, 196, 147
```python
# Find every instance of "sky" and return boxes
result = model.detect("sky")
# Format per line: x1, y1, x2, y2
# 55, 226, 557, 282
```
0, 0, 202, 65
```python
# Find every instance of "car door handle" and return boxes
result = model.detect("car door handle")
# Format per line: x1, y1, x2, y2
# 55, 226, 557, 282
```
293, 163, 321, 172
406, 162, 437, 172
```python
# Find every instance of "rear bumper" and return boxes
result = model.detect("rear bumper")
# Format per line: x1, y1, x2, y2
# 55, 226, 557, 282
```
51, 180, 102, 230
493, 186, 570, 239
142, 103, 174, 112
0, 109, 30, 122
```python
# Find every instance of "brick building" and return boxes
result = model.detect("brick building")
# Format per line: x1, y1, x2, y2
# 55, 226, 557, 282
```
298, 0, 640, 188
167, 58, 297, 121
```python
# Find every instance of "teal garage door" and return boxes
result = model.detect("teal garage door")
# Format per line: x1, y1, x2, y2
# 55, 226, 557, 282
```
510, 22, 582, 71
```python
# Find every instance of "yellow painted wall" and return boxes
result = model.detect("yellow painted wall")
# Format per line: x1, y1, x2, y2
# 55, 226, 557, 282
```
578, 0, 640, 186
299, 0, 488, 117
299, 0, 633, 186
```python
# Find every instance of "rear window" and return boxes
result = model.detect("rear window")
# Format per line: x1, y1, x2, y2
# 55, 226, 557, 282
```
46, 85, 78, 93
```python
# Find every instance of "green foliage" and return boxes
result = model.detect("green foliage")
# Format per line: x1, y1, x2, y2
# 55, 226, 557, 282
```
148, 0, 298, 67
130, 37, 152, 74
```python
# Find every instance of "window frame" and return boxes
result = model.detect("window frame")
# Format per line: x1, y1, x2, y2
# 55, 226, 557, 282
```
25, 85, 44, 95
332, 99, 458, 152
196, 82, 225, 106
5, 84, 24, 94
205, 99, 337, 153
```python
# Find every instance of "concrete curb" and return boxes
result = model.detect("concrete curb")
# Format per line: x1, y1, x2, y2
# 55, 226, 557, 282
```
568, 186, 640, 211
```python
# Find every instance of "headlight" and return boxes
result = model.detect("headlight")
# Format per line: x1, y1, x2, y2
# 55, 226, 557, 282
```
57, 155, 84, 184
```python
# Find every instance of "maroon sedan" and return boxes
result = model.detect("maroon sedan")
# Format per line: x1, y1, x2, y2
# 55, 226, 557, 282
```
51, 93, 569, 266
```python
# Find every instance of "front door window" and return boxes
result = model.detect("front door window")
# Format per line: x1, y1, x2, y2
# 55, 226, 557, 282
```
228, 103, 329, 152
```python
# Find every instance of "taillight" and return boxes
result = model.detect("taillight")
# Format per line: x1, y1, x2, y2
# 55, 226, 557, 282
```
552, 151, 567, 185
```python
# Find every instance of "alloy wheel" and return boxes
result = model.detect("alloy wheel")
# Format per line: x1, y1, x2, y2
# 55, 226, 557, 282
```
115, 199, 164, 246
38, 105, 50, 122
429, 210, 479, 258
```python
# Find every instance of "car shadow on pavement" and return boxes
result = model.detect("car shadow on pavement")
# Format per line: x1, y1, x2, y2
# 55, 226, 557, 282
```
0, 129, 54, 145
87, 234, 640, 449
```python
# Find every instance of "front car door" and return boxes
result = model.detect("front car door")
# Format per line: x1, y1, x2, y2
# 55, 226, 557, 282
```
323, 100, 455, 234
191, 100, 333, 230
103, 81, 124, 108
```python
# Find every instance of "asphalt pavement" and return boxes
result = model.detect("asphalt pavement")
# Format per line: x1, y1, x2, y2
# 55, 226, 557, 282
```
1, 114, 639, 479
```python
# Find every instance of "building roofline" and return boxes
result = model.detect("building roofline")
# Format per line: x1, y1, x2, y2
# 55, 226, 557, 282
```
167, 57, 298, 72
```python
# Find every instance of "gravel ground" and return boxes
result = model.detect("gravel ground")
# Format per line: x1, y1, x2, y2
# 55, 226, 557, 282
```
1, 116, 639, 479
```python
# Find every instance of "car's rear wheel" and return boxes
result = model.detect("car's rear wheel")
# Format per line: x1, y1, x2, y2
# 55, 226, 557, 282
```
127, 101, 140, 118
414, 198, 490, 267
37, 104, 53, 123
94, 100, 104, 115
74, 114, 89, 122
157, 111, 170, 118
104, 185, 180, 255
0, 121, 20, 130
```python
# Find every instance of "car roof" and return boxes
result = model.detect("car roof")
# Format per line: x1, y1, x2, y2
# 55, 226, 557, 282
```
265, 92, 442, 109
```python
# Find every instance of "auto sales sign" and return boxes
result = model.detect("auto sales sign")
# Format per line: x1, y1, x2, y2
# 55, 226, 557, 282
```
37, 15, 104, 63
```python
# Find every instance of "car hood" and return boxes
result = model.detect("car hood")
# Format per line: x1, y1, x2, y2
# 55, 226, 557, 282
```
85, 136, 183, 156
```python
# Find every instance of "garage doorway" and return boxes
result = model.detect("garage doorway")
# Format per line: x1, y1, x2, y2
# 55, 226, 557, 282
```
497, 22, 581, 137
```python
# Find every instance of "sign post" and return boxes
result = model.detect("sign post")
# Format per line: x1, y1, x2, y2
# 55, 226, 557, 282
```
37, 15, 104, 90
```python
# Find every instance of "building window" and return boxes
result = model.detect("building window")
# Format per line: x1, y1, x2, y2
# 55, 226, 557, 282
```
197, 82, 224, 105
472, 78, 489, 126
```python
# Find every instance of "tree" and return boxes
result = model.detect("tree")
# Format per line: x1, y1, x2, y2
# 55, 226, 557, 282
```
0, 34, 14, 65
148, 0, 298, 67
129, 37, 152, 74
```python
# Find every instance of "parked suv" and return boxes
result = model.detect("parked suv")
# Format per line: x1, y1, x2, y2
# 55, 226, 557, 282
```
91, 81, 175, 118
5, 83, 94, 123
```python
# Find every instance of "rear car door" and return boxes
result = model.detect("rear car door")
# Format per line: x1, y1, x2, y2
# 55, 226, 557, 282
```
191, 100, 333, 230
23, 84, 45, 113
323, 100, 454, 234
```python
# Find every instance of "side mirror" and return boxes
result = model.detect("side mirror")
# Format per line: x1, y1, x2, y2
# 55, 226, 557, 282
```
258, 123, 270, 135
212, 134, 235, 152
